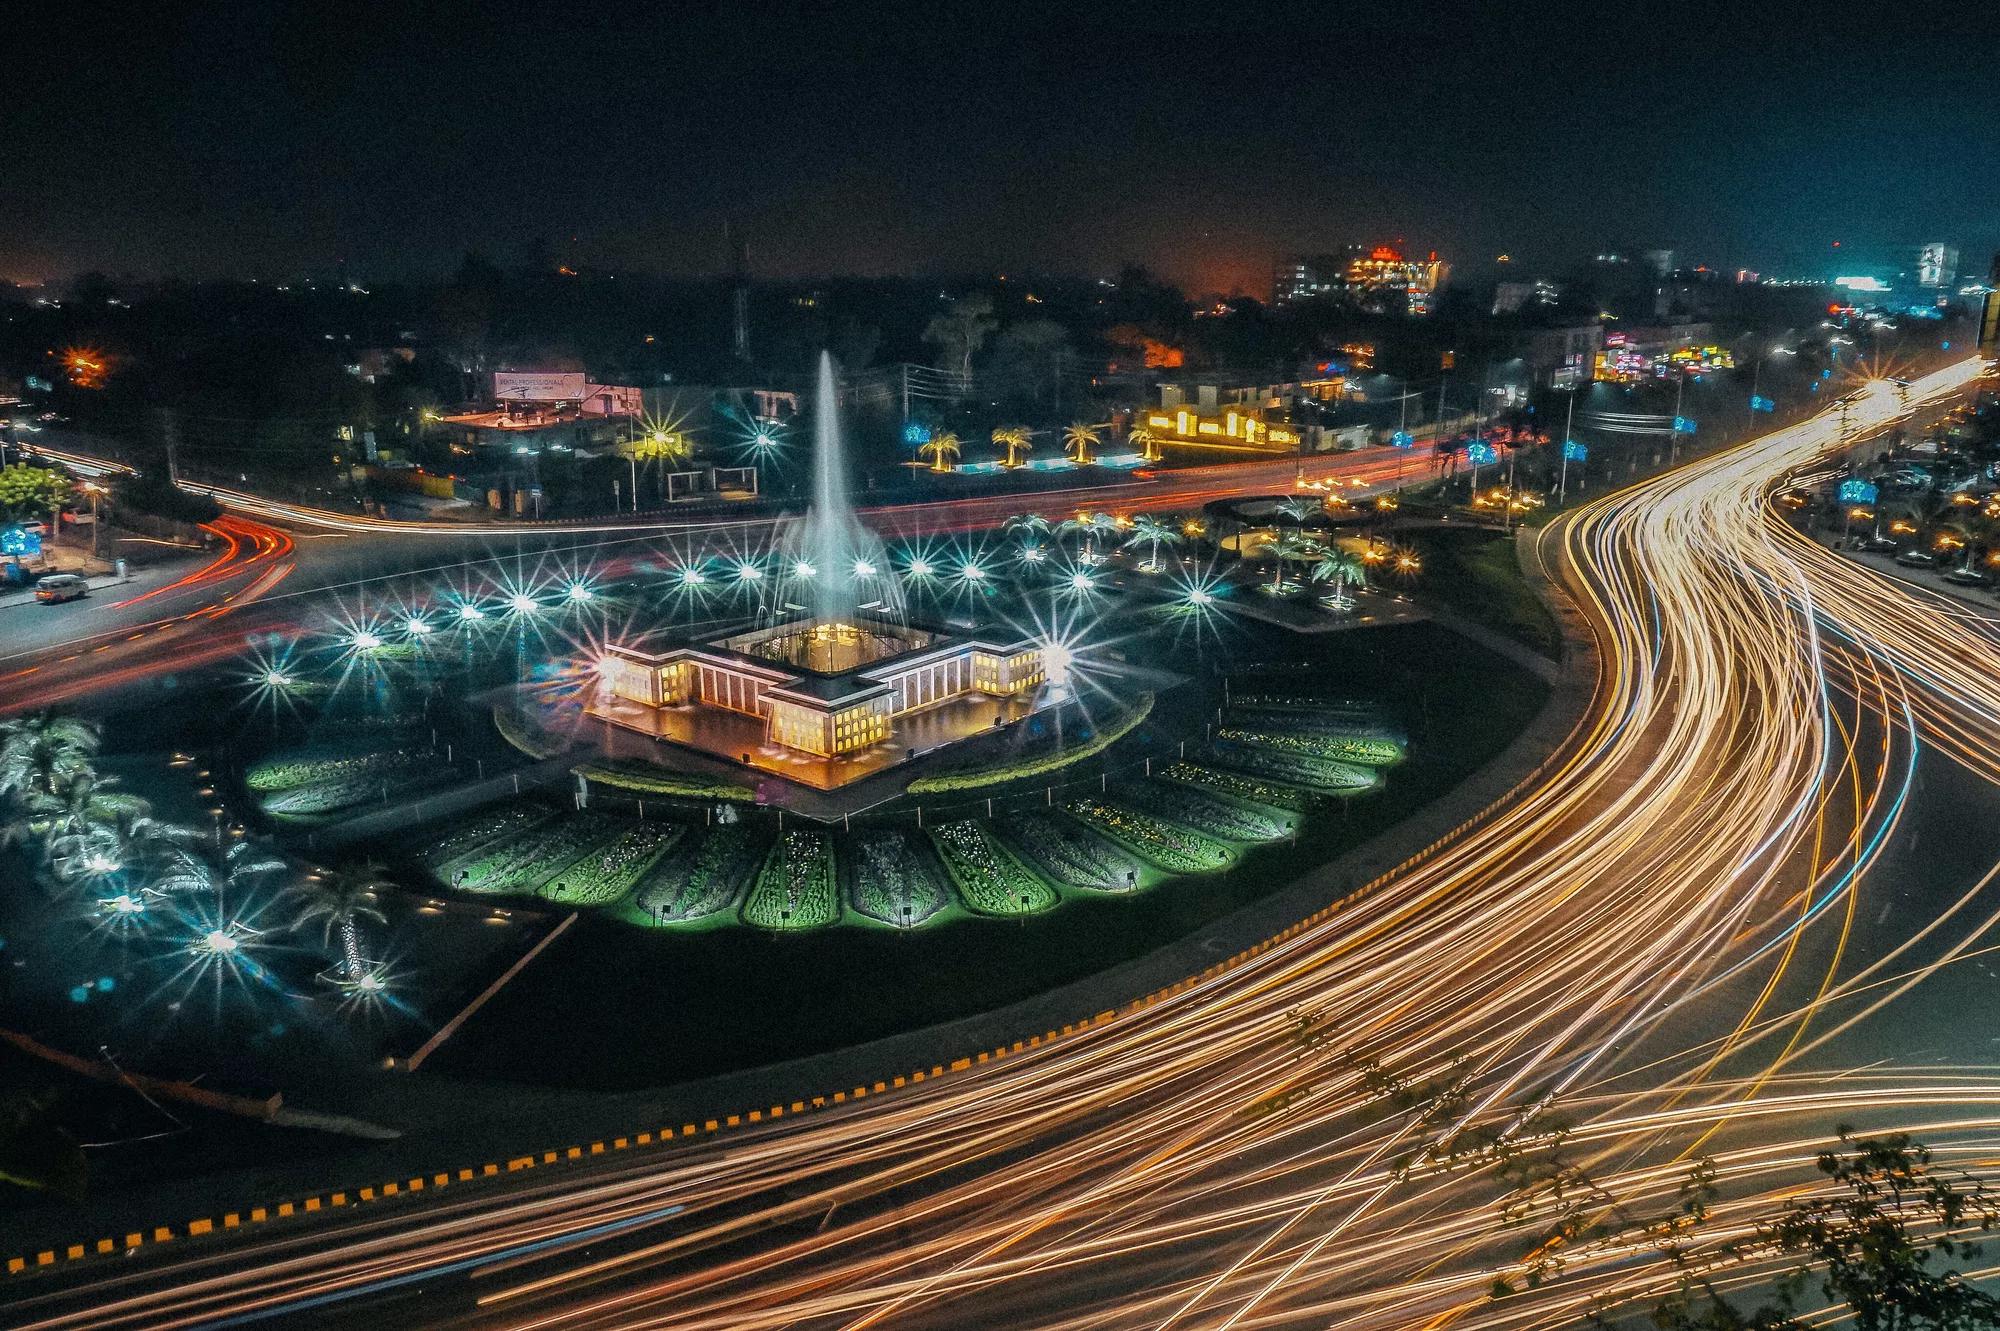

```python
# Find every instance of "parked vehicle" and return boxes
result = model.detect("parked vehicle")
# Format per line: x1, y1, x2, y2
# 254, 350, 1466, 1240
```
33, 573, 89, 604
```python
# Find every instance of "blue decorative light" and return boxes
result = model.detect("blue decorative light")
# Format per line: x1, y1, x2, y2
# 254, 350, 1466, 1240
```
1390, 430, 1413, 448
902, 421, 932, 446
1672, 416, 1696, 434
1750, 395, 1775, 413
1562, 440, 1588, 462
1466, 442, 1498, 466
1837, 479, 1879, 505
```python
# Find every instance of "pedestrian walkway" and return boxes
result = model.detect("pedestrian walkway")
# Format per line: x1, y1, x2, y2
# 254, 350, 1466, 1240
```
298, 755, 580, 852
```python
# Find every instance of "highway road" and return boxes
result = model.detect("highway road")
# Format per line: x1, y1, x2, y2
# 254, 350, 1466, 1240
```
8, 361, 2000, 1328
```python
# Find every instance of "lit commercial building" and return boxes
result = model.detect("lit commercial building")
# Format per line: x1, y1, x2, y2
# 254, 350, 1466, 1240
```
1918, 243, 1960, 290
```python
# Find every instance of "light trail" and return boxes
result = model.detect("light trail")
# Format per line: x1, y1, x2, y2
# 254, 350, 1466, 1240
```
11, 360, 2000, 1330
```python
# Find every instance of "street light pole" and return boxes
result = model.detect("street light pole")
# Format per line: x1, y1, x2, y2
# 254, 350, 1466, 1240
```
1558, 384, 1578, 506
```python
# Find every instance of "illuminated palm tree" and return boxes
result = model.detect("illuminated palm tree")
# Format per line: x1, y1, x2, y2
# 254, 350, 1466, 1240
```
918, 432, 962, 473
1063, 422, 1102, 465
0, 713, 100, 807
291, 861, 391, 982
49, 806, 193, 888
1312, 546, 1370, 602
1058, 511, 1119, 561
1264, 531, 1322, 591
991, 426, 1033, 468
1124, 515, 1183, 571
156, 838, 288, 900
1276, 495, 1322, 525
1128, 424, 1161, 462
1004, 512, 1051, 543
34, 771, 147, 865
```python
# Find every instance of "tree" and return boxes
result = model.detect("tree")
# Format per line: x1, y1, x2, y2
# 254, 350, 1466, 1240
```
991, 426, 1033, 468
1276, 495, 1323, 525
291, 862, 392, 982
26, 772, 148, 879
1003, 512, 1052, 543
0, 713, 100, 807
1058, 511, 1119, 560
1124, 514, 1183, 570
1129, 424, 1161, 462
1264, 531, 1322, 590
923, 294, 998, 383
48, 805, 191, 888
156, 838, 288, 900
0, 465, 73, 522
986, 320, 1072, 411
1063, 423, 1102, 465
918, 432, 962, 474
1312, 546, 1369, 598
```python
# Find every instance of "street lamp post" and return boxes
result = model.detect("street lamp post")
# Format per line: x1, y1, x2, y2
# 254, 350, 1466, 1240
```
1557, 384, 1579, 506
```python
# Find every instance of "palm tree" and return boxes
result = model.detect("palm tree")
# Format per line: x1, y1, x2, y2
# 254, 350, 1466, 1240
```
630, 422, 692, 505
156, 838, 288, 900
991, 426, 1033, 468
918, 432, 962, 474
1264, 531, 1323, 591
1058, 511, 1119, 561
291, 862, 391, 982
1124, 515, 1183, 571
49, 806, 193, 887
1063, 422, 1102, 465
1312, 546, 1369, 602
1129, 424, 1161, 462
1276, 495, 1322, 525
0, 714, 100, 807
35, 772, 148, 868
1003, 512, 1051, 543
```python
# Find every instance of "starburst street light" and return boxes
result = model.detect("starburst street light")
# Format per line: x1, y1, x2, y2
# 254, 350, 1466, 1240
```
457, 602, 487, 623
794, 560, 818, 580
853, 558, 877, 579
1067, 571, 1095, 592
678, 566, 708, 586
194, 927, 242, 956
907, 557, 935, 578
507, 592, 541, 615
565, 581, 594, 603
736, 562, 765, 582
404, 615, 434, 637
961, 562, 989, 583
348, 629, 384, 652
261, 668, 294, 688
99, 892, 147, 917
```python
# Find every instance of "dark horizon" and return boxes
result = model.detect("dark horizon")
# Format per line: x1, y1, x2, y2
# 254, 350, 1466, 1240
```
9, 1, 1999, 293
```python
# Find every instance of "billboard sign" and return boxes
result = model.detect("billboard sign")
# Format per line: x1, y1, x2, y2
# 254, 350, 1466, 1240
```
493, 371, 588, 403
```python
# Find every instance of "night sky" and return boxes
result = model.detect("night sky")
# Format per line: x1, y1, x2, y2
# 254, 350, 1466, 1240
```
10, 1, 1998, 292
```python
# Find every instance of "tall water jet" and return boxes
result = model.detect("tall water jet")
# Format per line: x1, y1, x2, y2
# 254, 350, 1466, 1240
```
776, 352, 902, 628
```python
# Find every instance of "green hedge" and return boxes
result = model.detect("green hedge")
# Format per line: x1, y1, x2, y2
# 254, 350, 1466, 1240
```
573, 760, 755, 802
906, 694, 1154, 794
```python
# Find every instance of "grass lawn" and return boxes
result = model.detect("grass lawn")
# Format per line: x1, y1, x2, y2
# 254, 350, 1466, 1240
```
1414, 526, 1562, 659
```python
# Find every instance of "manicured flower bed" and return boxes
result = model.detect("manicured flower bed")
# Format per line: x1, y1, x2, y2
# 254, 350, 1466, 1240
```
930, 820, 1058, 915
1225, 706, 1401, 742
419, 804, 556, 868
999, 811, 1145, 891
1214, 727, 1402, 766
1225, 690, 1380, 718
1065, 798, 1233, 874
572, 760, 755, 802
742, 830, 840, 929
247, 748, 417, 794
540, 823, 685, 906
259, 758, 453, 818
632, 826, 763, 921
1113, 781, 1292, 842
849, 831, 953, 926
1156, 761, 1314, 813
450, 813, 623, 894
1209, 743, 1379, 793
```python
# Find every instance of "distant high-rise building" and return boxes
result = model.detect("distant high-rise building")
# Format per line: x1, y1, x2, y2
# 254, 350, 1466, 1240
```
1917, 242, 1959, 289
1642, 248, 1675, 278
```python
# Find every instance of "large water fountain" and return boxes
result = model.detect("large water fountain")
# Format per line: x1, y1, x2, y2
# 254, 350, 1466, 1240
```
769, 352, 904, 639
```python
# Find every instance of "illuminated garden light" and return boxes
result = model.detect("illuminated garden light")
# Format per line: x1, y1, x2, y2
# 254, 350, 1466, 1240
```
1068, 571, 1095, 591
852, 558, 877, 578
961, 562, 988, 582
794, 560, 818, 579
196, 928, 240, 956
261, 668, 294, 688
457, 603, 487, 622
507, 592, 541, 615
1021, 546, 1047, 563
354, 971, 386, 994
348, 630, 384, 652
81, 852, 121, 876
1187, 587, 1215, 606
404, 616, 434, 637
565, 582, 594, 602
678, 566, 708, 586
100, 892, 147, 916
736, 562, 765, 582
907, 557, 935, 578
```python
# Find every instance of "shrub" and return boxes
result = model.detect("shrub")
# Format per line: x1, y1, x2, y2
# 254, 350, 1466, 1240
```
906, 695, 1154, 794
1000, 811, 1145, 891
572, 760, 755, 802
849, 831, 953, 925
743, 830, 839, 929
633, 826, 762, 921
1065, 797, 1232, 874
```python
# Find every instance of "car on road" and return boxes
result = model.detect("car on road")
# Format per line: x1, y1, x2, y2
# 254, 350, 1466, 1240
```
33, 573, 90, 604
1893, 549, 1940, 568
